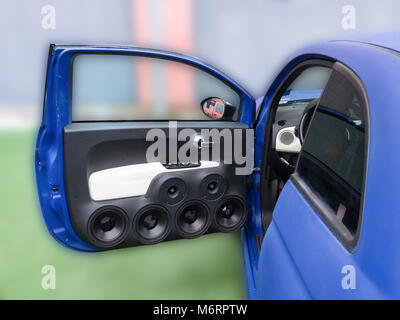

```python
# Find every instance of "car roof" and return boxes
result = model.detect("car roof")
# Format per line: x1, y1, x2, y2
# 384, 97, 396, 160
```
334, 31, 400, 53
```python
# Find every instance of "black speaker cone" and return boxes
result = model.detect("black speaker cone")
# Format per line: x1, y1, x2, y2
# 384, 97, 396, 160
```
89, 206, 129, 248
134, 205, 170, 244
215, 196, 247, 232
200, 174, 225, 200
159, 178, 186, 205
176, 201, 210, 238
168, 186, 178, 197
99, 215, 115, 232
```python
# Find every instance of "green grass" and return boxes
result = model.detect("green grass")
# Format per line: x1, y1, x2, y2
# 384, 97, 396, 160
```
0, 131, 246, 299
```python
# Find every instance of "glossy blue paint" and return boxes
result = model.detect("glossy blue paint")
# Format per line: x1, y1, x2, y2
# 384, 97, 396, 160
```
252, 34, 400, 299
35, 45, 255, 252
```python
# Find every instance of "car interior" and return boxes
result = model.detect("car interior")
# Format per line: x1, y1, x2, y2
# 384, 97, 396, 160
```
259, 61, 334, 232
258, 58, 367, 250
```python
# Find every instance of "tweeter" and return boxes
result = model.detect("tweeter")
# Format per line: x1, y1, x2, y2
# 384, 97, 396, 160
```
200, 174, 226, 201
159, 178, 187, 205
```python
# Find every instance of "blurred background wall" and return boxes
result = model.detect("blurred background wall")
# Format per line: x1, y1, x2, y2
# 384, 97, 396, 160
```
0, 0, 399, 299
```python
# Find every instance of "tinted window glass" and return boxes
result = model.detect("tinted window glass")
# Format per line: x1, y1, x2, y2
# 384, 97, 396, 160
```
72, 54, 240, 121
275, 66, 331, 123
297, 69, 366, 235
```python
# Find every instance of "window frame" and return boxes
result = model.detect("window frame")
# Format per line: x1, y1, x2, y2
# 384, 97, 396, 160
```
291, 61, 369, 252
69, 51, 243, 123
259, 58, 334, 231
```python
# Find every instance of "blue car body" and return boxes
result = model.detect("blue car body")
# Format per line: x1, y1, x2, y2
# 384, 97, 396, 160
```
36, 33, 400, 299
245, 33, 400, 299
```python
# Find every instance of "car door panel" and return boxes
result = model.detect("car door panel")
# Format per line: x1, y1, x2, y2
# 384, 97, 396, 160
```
63, 121, 248, 249
36, 45, 255, 252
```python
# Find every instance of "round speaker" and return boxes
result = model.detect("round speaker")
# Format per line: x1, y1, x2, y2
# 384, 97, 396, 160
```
200, 174, 226, 201
133, 205, 170, 244
176, 201, 210, 238
159, 178, 187, 205
88, 206, 129, 248
215, 196, 247, 232
280, 131, 295, 145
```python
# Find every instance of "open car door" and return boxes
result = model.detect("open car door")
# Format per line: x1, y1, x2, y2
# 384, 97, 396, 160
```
36, 45, 255, 252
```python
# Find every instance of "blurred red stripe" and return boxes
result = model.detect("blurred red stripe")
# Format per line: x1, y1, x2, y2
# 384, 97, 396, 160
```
131, 0, 194, 109
164, 0, 194, 107
132, 0, 152, 108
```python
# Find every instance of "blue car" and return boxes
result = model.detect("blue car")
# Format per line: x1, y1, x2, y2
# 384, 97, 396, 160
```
35, 33, 400, 299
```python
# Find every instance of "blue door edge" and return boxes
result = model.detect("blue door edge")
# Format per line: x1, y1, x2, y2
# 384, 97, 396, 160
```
241, 227, 257, 299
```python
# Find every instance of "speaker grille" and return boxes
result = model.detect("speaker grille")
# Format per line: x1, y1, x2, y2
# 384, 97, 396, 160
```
280, 131, 294, 145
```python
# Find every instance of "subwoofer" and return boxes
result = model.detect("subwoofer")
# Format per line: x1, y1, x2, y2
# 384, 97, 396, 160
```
159, 178, 186, 205
88, 206, 129, 248
200, 174, 226, 201
214, 196, 247, 232
176, 201, 210, 238
133, 205, 170, 244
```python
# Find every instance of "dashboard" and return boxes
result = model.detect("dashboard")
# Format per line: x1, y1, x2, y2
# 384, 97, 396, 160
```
270, 99, 318, 174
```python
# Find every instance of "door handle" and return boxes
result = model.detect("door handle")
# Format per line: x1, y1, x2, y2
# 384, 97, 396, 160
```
193, 135, 215, 149
200, 141, 215, 148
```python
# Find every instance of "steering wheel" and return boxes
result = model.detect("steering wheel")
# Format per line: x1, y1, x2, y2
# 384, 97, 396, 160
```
299, 99, 319, 144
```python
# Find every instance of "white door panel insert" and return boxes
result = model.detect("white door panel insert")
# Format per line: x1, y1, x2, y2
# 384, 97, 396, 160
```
88, 161, 220, 201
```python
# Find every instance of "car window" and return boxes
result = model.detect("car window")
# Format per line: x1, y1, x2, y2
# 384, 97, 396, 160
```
71, 54, 240, 121
275, 66, 332, 123
296, 67, 367, 237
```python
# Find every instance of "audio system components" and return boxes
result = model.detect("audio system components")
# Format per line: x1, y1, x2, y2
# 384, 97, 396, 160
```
86, 170, 246, 249
215, 196, 247, 232
133, 205, 170, 244
159, 178, 187, 205
88, 206, 129, 248
69, 127, 248, 250
280, 131, 294, 145
176, 201, 210, 238
275, 126, 301, 153
200, 174, 226, 201
88, 161, 219, 201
